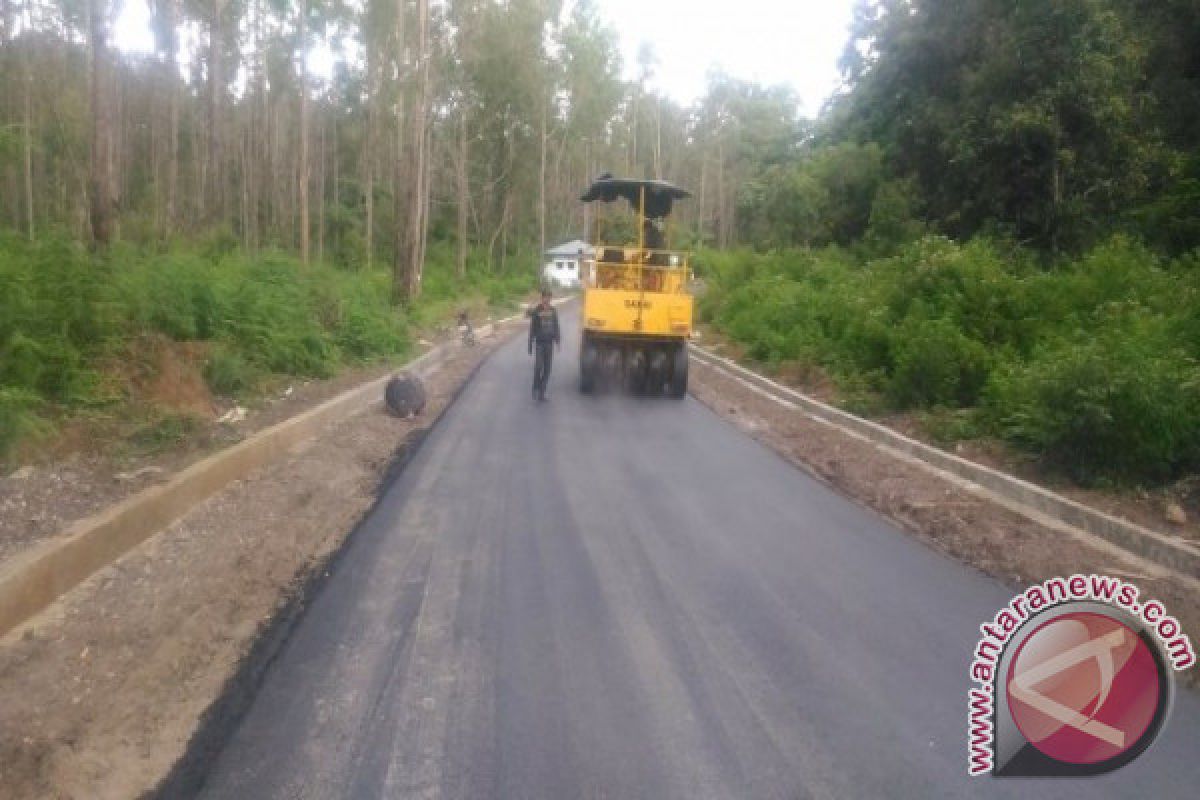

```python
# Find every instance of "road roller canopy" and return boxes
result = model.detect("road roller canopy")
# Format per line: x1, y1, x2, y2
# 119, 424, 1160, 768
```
580, 176, 690, 220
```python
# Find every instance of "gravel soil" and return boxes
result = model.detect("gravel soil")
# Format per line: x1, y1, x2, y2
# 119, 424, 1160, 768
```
0, 323, 496, 569
0, 325, 517, 800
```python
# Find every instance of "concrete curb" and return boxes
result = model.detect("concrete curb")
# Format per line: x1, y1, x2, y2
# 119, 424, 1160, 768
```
690, 345, 1200, 579
0, 344, 456, 639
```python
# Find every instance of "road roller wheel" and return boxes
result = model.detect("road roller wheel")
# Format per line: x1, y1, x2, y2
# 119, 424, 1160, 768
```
603, 346, 623, 392
648, 348, 669, 395
580, 337, 598, 394
668, 343, 688, 398
627, 347, 648, 394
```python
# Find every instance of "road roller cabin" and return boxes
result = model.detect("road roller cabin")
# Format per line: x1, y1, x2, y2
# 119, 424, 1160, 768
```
578, 176, 693, 397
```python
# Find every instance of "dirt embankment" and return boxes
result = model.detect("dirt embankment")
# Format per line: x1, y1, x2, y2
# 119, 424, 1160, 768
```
0, 329, 510, 800
689, 358, 1200, 687
0, 332, 461, 569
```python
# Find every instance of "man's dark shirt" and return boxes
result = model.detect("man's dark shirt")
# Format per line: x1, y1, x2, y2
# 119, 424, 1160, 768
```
529, 302, 560, 351
644, 222, 665, 250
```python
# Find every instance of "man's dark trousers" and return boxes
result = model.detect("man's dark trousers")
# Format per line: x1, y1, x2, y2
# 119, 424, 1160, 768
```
533, 341, 553, 399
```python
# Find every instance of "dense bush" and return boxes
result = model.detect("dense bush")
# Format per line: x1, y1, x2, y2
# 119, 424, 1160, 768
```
889, 317, 991, 408
0, 235, 532, 460
984, 323, 1200, 485
0, 235, 109, 405
203, 346, 257, 396
700, 235, 1200, 485
0, 388, 45, 459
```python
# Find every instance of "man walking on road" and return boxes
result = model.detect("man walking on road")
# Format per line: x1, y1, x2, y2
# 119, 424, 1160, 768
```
528, 289, 561, 401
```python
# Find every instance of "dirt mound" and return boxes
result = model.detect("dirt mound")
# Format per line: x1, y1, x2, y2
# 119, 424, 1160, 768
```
124, 335, 216, 420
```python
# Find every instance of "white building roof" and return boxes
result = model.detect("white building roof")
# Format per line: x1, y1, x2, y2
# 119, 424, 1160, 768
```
545, 239, 593, 258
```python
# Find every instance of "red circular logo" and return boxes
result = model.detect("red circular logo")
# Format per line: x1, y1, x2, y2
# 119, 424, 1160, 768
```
1006, 611, 1161, 765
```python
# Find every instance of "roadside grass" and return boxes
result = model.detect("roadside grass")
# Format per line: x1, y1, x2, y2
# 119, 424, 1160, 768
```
123, 411, 207, 458
697, 236, 1200, 486
0, 234, 535, 464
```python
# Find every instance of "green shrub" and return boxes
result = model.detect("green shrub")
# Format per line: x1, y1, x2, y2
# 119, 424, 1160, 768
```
0, 234, 528, 457
984, 324, 1200, 485
872, 237, 1036, 354
0, 388, 46, 462
203, 346, 257, 396
700, 235, 1200, 485
126, 411, 203, 456
0, 236, 111, 405
889, 317, 991, 408
919, 407, 984, 445
837, 311, 894, 375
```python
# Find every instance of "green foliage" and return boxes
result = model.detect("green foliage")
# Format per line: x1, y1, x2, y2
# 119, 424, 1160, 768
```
834, 0, 1160, 253
0, 388, 47, 463
865, 179, 925, 256
890, 317, 991, 408
126, 411, 204, 456
203, 346, 258, 397
702, 235, 1200, 484
0, 232, 531, 458
737, 142, 888, 250
918, 408, 984, 446
0, 234, 107, 404
415, 241, 535, 322
106, 248, 408, 380
984, 324, 1200, 485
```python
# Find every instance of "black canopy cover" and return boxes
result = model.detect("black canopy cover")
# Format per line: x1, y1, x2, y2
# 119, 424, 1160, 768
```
580, 175, 690, 219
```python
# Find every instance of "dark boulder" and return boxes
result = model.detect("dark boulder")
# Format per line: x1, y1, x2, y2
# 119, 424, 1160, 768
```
385, 372, 426, 418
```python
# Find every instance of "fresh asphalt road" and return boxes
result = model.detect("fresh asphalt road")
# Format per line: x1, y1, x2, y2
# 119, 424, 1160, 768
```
198, 308, 1200, 799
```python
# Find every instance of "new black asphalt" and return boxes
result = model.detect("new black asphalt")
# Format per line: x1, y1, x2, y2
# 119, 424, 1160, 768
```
196, 308, 1200, 799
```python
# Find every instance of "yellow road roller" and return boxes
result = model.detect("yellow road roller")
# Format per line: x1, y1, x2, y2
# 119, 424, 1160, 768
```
578, 176, 693, 397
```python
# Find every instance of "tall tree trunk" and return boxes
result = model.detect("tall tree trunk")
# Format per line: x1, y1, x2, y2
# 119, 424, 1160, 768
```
500, 190, 510, 272
298, 0, 310, 264
113, 69, 124, 241
630, 87, 638, 176
255, 0, 269, 244
582, 137, 592, 239
455, 107, 469, 278
1049, 124, 1063, 253
391, 0, 408, 303
363, 33, 378, 269
486, 213, 503, 272
399, 0, 430, 301
241, 128, 251, 247
331, 110, 338, 259
716, 139, 726, 248
538, 97, 547, 266
364, 137, 375, 269
653, 95, 662, 180
317, 112, 325, 264
23, 60, 34, 239
89, 0, 115, 247
207, 0, 224, 223
165, 0, 179, 237
418, 120, 431, 280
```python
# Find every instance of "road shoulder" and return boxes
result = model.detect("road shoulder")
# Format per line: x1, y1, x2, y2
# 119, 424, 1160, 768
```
0, 329, 510, 800
689, 356, 1200, 688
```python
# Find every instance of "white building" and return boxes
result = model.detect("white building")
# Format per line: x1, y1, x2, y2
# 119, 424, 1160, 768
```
542, 239, 593, 289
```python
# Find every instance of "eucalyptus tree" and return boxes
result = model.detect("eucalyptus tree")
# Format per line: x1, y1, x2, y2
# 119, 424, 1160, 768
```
88, 0, 116, 246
